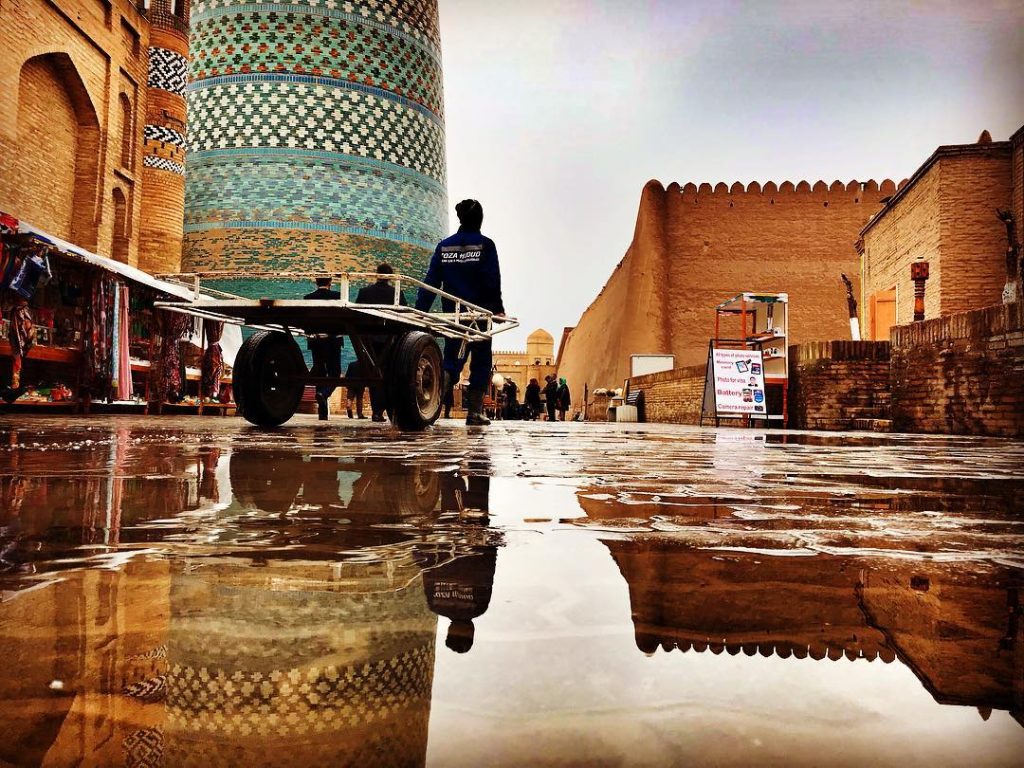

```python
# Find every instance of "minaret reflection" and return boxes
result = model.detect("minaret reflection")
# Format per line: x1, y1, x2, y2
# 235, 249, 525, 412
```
163, 448, 502, 765
0, 438, 506, 766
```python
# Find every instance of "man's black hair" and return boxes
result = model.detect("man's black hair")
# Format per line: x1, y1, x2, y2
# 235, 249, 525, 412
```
315, 276, 332, 287
376, 262, 395, 275
455, 199, 483, 232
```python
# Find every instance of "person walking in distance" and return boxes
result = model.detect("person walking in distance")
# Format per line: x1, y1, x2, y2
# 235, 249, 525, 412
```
543, 375, 558, 422
355, 263, 407, 422
556, 377, 571, 421
303, 276, 343, 420
416, 199, 505, 426
525, 377, 542, 420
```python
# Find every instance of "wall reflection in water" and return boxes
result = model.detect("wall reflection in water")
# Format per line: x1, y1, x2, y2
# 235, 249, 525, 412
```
0, 430, 500, 767
605, 538, 1024, 727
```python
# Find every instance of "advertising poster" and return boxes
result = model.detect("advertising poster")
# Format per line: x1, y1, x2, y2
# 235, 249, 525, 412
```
711, 348, 767, 416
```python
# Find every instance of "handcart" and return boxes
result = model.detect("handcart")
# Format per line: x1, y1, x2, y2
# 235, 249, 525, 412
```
155, 272, 517, 431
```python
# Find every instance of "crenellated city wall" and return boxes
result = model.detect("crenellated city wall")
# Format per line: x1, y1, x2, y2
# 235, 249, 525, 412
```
559, 177, 895, 396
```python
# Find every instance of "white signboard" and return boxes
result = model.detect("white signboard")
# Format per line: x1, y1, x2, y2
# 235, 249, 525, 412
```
630, 354, 675, 378
711, 348, 767, 416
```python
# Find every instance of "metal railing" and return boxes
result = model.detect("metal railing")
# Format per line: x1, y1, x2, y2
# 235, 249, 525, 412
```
154, 271, 518, 342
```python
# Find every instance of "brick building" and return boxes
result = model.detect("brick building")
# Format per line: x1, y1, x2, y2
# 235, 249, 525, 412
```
182, 0, 448, 294
137, 0, 190, 274
859, 126, 1024, 340
0, 0, 158, 266
493, 328, 557, 394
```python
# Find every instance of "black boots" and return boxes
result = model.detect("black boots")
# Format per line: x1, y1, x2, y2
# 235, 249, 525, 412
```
316, 393, 329, 421
465, 389, 491, 426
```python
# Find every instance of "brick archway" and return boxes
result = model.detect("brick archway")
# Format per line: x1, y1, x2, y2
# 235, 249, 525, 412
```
13, 53, 101, 248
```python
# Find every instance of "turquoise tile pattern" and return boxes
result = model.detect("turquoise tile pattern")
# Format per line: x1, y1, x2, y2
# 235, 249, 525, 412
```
184, 0, 447, 292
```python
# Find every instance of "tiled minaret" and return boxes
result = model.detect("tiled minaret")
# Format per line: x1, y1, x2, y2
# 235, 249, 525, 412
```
138, 0, 190, 274
183, 0, 448, 293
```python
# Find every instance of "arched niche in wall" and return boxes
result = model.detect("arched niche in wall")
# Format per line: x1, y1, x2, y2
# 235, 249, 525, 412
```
112, 187, 130, 263
119, 92, 134, 169
14, 53, 101, 247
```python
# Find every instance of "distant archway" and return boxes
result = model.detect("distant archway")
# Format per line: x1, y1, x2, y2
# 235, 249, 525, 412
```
14, 53, 101, 246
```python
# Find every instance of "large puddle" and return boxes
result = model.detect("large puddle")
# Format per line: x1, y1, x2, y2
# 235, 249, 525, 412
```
0, 417, 1022, 766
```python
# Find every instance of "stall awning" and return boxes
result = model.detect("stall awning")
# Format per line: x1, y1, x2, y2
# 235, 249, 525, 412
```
5, 214, 241, 366
13, 219, 195, 301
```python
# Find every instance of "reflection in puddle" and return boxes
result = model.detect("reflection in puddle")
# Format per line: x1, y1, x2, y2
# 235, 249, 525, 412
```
606, 539, 1022, 719
0, 418, 1022, 766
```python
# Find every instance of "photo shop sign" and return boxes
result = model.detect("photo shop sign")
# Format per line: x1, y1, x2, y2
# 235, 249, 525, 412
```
700, 346, 768, 422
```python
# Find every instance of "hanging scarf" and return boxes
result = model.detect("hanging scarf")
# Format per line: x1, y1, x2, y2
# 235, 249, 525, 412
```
84, 274, 114, 399
156, 310, 192, 402
8, 300, 35, 358
117, 283, 132, 400
200, 320, 225, 400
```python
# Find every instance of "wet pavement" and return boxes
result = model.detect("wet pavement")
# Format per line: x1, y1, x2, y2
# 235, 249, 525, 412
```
0, 415, 1022, 767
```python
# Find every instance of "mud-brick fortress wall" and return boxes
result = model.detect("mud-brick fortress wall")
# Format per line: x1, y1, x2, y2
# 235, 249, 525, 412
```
137, 0, 190, 274
183, 0, 448, 293
558, 178, 892, 396
0, 0, 152, 264
891, 302, 1024, 438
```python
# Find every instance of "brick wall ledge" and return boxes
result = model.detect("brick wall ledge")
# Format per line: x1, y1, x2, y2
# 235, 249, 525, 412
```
789, 340, 891, 363
629, 363, 707, 388
891, 301, 1023, 347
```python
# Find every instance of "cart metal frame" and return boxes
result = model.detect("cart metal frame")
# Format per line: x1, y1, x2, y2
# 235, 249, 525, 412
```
154, 271, 518, 430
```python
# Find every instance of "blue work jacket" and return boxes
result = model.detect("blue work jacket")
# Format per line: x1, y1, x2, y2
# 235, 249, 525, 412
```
415, 229, 505, 314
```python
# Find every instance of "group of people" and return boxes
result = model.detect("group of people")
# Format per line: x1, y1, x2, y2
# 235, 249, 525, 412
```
521, 375, 571, 421
307, 198, 576, 427
304, 263, 405, 422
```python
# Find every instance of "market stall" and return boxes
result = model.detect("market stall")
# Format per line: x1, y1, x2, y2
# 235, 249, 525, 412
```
700, 292, 789, 426
0, 212, 240, 414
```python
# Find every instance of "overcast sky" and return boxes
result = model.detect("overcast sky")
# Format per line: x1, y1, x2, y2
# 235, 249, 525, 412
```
436, 0, 1023, 350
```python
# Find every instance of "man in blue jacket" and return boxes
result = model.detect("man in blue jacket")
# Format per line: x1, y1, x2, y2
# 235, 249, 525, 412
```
416, 199, 504, 426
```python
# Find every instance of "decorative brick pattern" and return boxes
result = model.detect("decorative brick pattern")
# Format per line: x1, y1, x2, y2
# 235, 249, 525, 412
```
138, 1, 190, 272
144, 123, 188, 150
184, 150, 445, 247
184, 0, 446, 285
144, 155, 186, 176
190, 8, 444, 117
187, 79, 445, 182
147, 47, 188, 96
185, 229, 430, 276
191, 0, 442, 52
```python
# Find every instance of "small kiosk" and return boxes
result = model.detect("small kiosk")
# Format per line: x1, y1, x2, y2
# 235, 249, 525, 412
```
701, 292, 789, 426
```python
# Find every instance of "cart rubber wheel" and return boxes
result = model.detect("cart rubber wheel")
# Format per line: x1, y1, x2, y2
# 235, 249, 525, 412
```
233, 330, 306, 427
386, 331, 443, 431
231, 331, 257, 418
229, 449, 303, 513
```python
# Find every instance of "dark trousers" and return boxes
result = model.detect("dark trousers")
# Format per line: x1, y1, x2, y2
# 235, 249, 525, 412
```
444, 336, 492, 391
309, 338, 342, 400
546, 401, 556, 421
